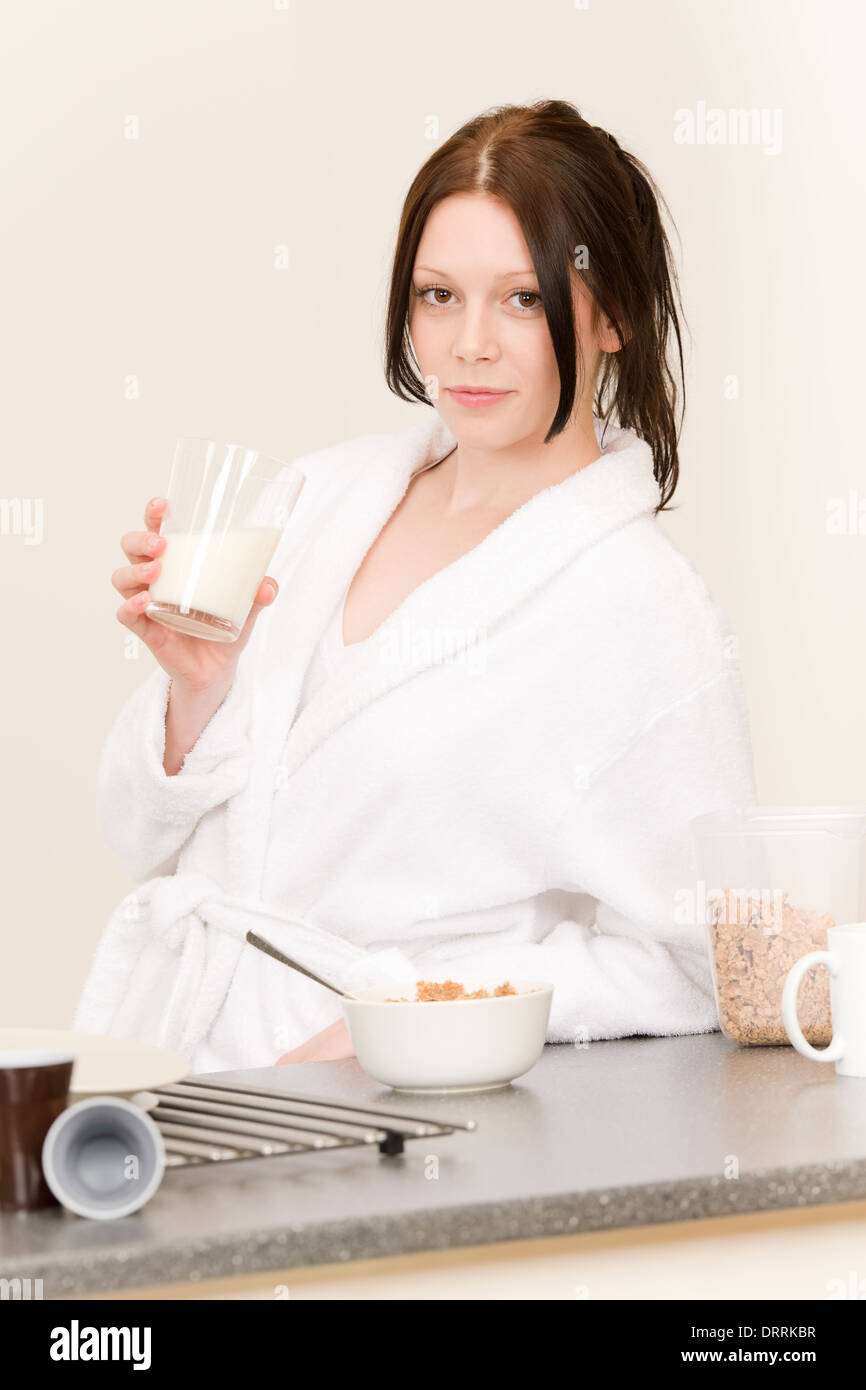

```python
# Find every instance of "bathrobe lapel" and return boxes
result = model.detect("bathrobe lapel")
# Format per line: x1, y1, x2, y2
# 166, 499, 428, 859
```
257, 410, 661, 790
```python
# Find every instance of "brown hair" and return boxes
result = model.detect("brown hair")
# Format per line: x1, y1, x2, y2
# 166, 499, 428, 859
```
384, 99, 689, 512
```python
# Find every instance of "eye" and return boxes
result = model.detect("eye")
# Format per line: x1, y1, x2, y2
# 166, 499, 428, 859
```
411, 285, 544, 313
507, 289, 543, 313
412, 285, 456, 309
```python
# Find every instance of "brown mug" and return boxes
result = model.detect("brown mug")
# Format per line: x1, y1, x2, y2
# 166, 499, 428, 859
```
0, 1050, 74, 1212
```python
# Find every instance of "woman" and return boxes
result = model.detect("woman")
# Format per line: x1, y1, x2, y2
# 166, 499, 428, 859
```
74, 100, 756, 1072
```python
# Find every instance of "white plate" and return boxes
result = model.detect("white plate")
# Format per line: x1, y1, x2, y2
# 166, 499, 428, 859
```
0, 1028, 188, 1099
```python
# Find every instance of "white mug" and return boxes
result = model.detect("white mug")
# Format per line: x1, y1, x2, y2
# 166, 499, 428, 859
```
782, 923, 866, 1077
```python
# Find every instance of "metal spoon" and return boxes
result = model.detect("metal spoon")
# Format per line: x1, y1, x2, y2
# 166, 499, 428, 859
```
245, 930, 360, 999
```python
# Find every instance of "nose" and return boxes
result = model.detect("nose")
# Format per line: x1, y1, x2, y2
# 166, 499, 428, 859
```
451, 300, 501, 363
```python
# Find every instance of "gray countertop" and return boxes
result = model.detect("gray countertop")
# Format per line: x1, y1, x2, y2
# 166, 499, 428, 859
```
4, 1032, 866, 1297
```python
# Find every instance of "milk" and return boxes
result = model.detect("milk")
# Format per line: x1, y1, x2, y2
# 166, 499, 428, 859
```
149, 527, 282, 630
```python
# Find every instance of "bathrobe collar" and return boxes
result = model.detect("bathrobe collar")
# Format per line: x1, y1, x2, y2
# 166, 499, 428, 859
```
265, 409, 661, 782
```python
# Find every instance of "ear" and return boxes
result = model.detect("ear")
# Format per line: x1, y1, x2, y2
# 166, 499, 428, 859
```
597, 311, 631, 353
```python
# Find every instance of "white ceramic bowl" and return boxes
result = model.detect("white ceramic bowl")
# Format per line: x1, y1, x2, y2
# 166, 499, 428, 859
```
342, 977, 553, 1093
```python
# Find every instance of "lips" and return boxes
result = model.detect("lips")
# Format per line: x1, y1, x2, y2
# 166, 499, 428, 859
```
446, 386, 514, 408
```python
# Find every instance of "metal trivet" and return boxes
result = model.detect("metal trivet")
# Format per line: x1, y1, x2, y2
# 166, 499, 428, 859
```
134, 1076, 476, 1167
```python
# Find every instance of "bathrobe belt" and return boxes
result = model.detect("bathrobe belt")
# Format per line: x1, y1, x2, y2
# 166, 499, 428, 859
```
102, 871, 416, 1060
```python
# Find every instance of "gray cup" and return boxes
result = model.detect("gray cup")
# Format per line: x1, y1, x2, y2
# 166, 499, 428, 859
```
41, 1096, 166, 1220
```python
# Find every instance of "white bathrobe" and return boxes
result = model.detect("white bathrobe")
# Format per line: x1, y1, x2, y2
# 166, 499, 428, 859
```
73, 410, 758, 1072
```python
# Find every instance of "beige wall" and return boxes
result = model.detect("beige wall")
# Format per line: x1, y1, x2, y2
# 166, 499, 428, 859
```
1, 0, 863, 1026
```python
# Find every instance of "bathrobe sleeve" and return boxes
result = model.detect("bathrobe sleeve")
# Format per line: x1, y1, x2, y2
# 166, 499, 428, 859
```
407, 666, 757, 1043
96, 664, 252, 882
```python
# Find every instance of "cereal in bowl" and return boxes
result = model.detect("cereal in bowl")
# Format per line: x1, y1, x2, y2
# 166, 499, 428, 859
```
385, 978, 519, 1002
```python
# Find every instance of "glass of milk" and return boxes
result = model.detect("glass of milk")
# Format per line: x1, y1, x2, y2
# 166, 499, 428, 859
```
146, 438, 306, 642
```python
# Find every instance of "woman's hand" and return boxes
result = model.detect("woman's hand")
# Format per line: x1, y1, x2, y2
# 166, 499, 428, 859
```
113, 496, 279, 693
275, 1017, 355, 1065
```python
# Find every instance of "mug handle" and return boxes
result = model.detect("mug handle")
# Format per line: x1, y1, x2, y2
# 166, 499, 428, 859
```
781, 950, 845, 1062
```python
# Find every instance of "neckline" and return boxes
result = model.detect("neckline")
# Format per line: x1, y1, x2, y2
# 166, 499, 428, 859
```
338, 442, 607, 650
336, 413, 637, 652
279, 413, 660, 779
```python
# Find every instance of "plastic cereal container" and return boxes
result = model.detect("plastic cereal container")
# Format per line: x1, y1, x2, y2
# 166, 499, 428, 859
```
689, 806, 866, 1045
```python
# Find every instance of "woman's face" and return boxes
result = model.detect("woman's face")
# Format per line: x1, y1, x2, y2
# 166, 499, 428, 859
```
408, 191, 607, 451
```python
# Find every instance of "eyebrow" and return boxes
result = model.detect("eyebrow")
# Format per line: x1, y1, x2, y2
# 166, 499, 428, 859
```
413, 266, 537, 281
